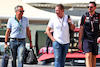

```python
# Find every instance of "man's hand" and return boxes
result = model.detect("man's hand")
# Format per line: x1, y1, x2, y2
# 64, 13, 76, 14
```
97, 37, 100, 43
52, 39, 56, 42
4, 43, 9, 49
67, 18, 72, 25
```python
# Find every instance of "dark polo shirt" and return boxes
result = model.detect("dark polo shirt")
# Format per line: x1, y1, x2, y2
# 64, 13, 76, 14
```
80, 12, 100, 40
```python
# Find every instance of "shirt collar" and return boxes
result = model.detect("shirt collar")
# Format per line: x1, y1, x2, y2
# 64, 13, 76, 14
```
15, 15, 23, 22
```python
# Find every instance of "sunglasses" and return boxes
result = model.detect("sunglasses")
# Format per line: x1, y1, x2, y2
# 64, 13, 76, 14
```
87, 6, 93, 9
17, 10, 24, 12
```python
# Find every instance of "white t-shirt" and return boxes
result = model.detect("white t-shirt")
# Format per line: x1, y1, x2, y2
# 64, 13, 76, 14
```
48, 15, 73, 44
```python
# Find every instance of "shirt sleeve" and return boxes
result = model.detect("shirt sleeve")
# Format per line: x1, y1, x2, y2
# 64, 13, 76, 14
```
7, 18, 11, 29
48, 18, 53, 28
26, 18, 29, 28
80, 14, 85, 26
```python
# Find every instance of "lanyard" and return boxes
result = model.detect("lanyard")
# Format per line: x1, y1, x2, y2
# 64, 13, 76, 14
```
15, 16, 22, 33
90, 17, 95, 32
57, 15, 65, 31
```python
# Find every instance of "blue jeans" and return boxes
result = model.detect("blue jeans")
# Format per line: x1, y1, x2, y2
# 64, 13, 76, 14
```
10, 39, 26, 67
53, 41, 70, 67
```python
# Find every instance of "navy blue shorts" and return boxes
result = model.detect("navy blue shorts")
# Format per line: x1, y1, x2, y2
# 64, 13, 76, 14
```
83, 39, 98, 55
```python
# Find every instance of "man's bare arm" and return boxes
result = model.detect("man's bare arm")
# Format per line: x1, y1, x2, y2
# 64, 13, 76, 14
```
5, 28, 11, 49
78, 26, 84, 49
27, 27, 33, 48
46, 26, 55, 42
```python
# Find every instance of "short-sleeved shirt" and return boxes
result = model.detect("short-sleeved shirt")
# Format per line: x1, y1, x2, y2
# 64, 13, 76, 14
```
48, 15, 73, 44
7, 16, 29, 38
80, 12, 100, 40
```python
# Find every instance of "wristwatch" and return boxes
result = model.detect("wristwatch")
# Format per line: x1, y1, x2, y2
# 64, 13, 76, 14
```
5, 42, 7, 43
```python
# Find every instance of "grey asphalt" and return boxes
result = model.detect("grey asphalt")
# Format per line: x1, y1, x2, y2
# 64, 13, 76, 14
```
0, 56, 100, 67
0, 59, 85, 67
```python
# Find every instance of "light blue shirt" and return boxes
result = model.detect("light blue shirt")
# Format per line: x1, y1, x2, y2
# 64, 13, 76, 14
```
7, 16, 29, 38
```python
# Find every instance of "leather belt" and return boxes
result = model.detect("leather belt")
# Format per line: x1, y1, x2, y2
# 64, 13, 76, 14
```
10, 38, 25, 40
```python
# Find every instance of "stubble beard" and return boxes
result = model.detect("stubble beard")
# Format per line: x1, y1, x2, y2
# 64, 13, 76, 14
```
89, 10, 94, 13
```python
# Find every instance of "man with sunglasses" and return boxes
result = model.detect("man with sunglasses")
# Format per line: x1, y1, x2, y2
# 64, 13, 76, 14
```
4, 5, 33, 67
78, 2, 100, 67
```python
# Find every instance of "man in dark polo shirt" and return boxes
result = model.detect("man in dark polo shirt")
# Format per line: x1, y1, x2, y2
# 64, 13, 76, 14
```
78, 2, 100, 67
